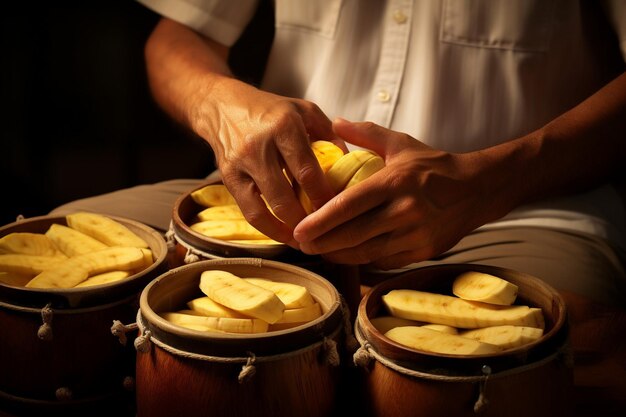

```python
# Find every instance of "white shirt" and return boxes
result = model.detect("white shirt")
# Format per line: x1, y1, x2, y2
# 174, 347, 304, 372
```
137, 0, 626, 251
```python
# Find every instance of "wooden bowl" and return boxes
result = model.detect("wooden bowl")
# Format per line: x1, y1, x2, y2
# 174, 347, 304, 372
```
0, 214, 168, 309
171, 179, 319, 264
136, 258, 344, 417
0, 214, 168, 413
354, 263, 573, 417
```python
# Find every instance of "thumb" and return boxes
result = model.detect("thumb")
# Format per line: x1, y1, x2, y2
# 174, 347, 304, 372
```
332, 118, 394, 157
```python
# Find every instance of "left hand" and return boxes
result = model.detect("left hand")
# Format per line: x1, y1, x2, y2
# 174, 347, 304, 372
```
293, 119, 511, 269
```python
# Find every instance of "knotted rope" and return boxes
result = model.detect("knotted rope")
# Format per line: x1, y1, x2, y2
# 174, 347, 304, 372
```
111, 320, 138, 346
37, 303, 54, 341
133, 309, 343, 383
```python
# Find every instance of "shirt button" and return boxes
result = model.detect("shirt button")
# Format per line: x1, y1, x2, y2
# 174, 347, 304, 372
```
393, 9, 407, 24
377, 90, 391, 102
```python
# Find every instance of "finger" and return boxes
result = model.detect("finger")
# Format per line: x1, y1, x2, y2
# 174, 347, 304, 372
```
222, 173, 297, 245
298, 201, 407, 255
333, 118, 407, 157
293, 168, 388, 243
274, 117, 336, 214
320, 230, 433, 266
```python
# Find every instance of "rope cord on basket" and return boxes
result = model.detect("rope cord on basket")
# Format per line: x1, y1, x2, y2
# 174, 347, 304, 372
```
134, 309, 343, 383
37, 303, 54, 341
165, 220, 177, 252
352, 320, 571, 413
111, 320, 138, 346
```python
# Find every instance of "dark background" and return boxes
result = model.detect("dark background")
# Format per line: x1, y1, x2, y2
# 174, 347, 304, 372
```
0, 0, 274, 226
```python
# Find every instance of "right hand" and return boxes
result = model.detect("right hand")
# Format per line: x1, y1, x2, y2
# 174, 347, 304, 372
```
191, 77, 341, 246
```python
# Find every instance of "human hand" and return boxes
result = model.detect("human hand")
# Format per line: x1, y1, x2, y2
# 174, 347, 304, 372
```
193, 78, 344, 246
293, 119, 510, 269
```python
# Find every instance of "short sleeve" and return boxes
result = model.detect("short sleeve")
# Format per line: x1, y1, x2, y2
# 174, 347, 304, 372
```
602, 0, 626, 62
137, 0, 260, 47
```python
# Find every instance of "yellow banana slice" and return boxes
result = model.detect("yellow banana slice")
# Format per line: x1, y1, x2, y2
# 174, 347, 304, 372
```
460, 325, 544, 350
452, 271, 519, 306
244, 278, 315, 309
382, 289, 545, 329
161, 311, 268, 334
325, 150, 377, 192
385, 326, 500, 355
199, 270, 285, 324
186, 296, 248, 318
0, 232, 66, 258
66, 212, 148, 248
46, 223, 108, 257
196, 205, 245, 221
191, 219, 269, 240
191, 184, 237, 207
345, 155, 385, 189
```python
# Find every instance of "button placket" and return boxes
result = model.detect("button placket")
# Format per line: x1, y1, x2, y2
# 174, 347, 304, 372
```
364, 0, 413, 127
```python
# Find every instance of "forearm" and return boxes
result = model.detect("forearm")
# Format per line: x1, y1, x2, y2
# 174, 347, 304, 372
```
144, 18, 234, 132
475, 71, 626, 221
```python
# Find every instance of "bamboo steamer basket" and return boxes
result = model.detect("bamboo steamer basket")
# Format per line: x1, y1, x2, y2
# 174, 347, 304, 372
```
353, 263, 573, 417
134, 258, 348, 417
0, 214, 168, 415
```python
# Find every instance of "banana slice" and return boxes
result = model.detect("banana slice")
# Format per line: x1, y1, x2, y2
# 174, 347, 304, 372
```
0, 232, 66, 258
162, 311, 268, 333
311, 140, 345, 172
46, 223, 108, 257
26, 246, 145, 288
452, 271, 519, 305
325, 150, 378, 192
197, 205, 245, 222
460, 325, 544, 350
0, 254, 64, 275
191, 184, 237, 207
244, 278, 315, 309
382, 289, 545, 329
385, 326, 500, 355
199, 270, 285, 324
421, 324, 459, 335
66, 212, 148, 248
191, 219, 269, 241
345, 155, 385, 188
187, 296, 248, 318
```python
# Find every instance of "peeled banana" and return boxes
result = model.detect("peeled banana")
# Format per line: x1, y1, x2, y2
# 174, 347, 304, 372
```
191, 219, 269, 241
26, 246, 146, 288
46, 223, 108, 257
66, 212, 148, 248
452, 271, 519, 306
325, 150, 378, 193
186, 296, 248, 318
191, 184, 237, 207
244, 278, 315, 309
0, 232, 66, 258
296, 142, 385, 213
161, 311, 269, 333
385, 326, 500, 355
199, 270, 285, 324
196, 205, 245, 222
382, 289, 545, 329
345, 155, 385, 189
310, 140, 345, 173
460, 325, 544, 350
421, 324, 459, 335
